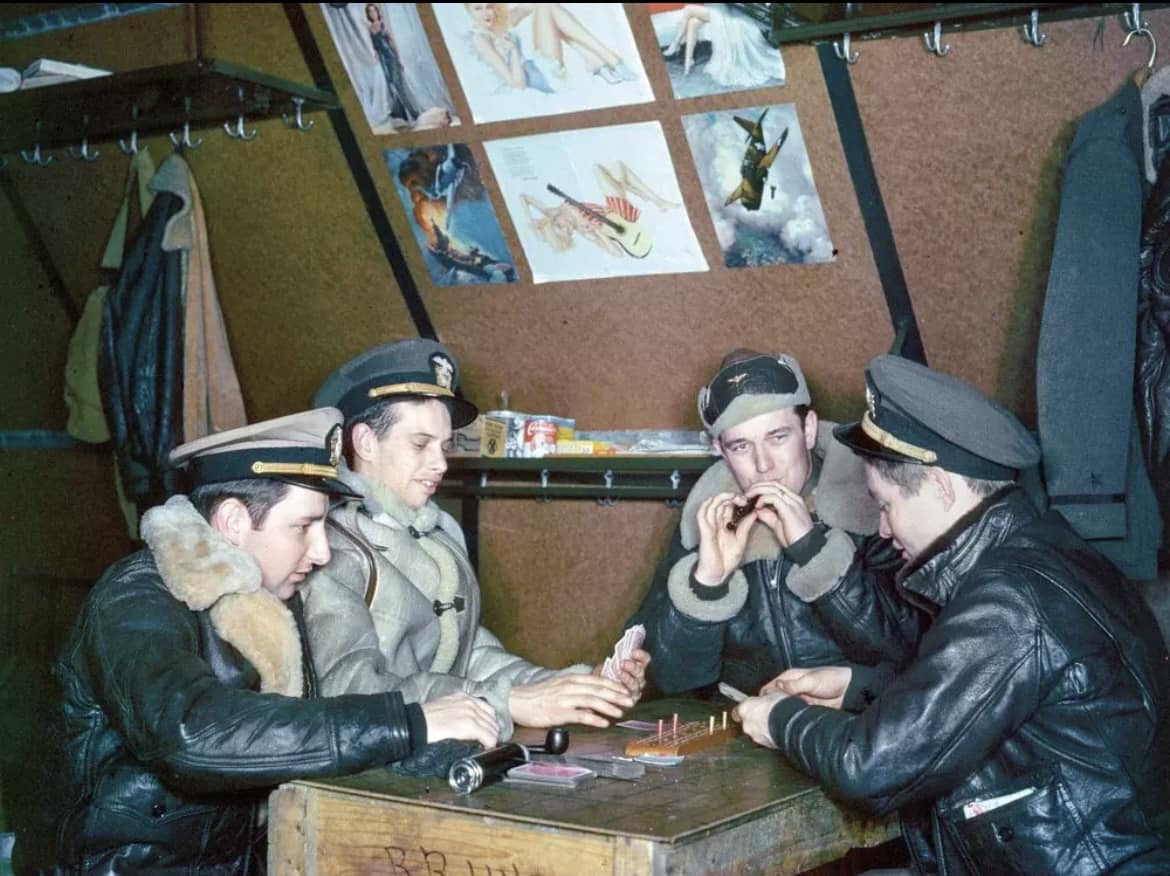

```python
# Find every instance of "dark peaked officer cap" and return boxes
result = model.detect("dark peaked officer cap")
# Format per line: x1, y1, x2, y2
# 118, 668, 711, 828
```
834, 354, 1040, 480
169, 407, 358, 497
313, 338, 479, 429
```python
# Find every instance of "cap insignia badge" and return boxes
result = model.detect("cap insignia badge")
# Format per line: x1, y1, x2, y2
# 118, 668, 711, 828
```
326, 424, 343, 467
431, 354, 455, 390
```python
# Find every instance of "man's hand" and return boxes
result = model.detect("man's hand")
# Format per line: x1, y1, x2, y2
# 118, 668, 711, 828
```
509, 673, 635, 729
421, 692, 500, 750
595, 648, 650, 701
732, 692, 789, 749
694, 492, 756, 585
748, 481, 814, 548
761, 666, 851, 710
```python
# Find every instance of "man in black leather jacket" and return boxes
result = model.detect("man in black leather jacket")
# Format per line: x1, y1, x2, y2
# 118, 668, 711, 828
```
629, 349, 917, 698
737, 355, 1170, 875
17, 408, 499, 875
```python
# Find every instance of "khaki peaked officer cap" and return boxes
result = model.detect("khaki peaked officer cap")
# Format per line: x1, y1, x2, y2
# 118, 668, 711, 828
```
834, 354, 1040, 480
169, 407, 358, 497
313, 338, 479, 429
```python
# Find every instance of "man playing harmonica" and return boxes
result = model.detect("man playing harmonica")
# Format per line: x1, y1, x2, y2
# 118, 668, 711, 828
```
629, 349, 917, 698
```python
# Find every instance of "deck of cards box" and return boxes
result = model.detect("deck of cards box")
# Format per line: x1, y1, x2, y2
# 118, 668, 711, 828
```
503, 761, 595, 788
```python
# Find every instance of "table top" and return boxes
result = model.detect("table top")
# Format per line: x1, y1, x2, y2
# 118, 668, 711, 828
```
294, 698, 854, 845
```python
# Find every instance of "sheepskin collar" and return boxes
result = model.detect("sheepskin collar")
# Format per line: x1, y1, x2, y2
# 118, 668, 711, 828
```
140, 495, 304, 697
680, 420, 878, 563
337, 463, 441, 534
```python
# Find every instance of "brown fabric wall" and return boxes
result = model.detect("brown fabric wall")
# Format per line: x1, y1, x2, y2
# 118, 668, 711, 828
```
1, 4, 1166, 667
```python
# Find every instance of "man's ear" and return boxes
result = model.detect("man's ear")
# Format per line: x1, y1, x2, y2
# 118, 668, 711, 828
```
350, 422, 377, 464
803, 409, 820, 450
924, 467, 956, 510
712, 436, 725, 459
211, 497, 251, 546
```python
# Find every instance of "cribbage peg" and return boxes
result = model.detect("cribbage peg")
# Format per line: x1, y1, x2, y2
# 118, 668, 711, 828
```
658, 718, 664, 739
673, 713, 678, 735
722, 711, 727, 730
709, 716, 715, 734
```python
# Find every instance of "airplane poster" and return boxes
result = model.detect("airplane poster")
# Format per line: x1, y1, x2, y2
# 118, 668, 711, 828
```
649, 3, 786, 100
682, 103, 835, 267
484, 122, 708, 283
384, 144, 517, 286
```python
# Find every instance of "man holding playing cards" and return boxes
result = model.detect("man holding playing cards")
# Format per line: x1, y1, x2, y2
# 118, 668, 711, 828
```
300, 339, 649, 741
629, 348, 917, 698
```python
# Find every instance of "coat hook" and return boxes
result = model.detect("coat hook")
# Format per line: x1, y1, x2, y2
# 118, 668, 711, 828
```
536, 468, 551, 503
169, 96, 203, 150
68, 115, 100, 162
833, 2, 859, 64
597, 469, 617, 506
119, 104, 140, 155
1123, 3, 1145, 33
282, 96, 315, 131
224, 86, 257, 141
20, 121, 53, 166
923, 20, 951, 56
1022, 9, 1047, 47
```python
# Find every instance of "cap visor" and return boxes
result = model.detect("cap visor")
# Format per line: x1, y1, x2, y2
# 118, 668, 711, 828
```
832, 420, 923, 465
450, 398, 479, 429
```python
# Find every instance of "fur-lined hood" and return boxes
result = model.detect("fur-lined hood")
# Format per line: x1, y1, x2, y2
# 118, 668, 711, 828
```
679, 420, 878, 563
140, 495, 304, 697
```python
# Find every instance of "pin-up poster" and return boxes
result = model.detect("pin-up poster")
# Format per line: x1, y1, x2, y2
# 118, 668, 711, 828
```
321, 3, 459, 134
385, 144, 517, 286
649, 3, 785, 99
432, 3, 653, 124
683, 104, 834, 267
485, 122, 708, 283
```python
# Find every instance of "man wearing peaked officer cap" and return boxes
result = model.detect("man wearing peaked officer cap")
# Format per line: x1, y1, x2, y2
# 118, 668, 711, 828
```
301, 339, 649, 741
735, 355, 1170, 876
628, 348, 918, 700
20, 408, 499, 875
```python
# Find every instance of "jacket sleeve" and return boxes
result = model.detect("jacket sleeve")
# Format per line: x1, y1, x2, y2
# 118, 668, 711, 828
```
766, 569, 1043, 816
788, 530, 919, 668
86, 571, 419, 795
628, 525, 748, 694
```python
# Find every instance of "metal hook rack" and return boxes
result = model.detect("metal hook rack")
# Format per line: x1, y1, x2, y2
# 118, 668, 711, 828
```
0, 59, 337, 158
438, 457, 716, 506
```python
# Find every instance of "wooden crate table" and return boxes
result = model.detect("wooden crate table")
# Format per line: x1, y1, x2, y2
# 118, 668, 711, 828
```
269, 698, 898, 875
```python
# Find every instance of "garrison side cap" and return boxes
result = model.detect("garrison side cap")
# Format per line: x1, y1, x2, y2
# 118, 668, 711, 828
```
169, 407, 358, 497
698, 351, 811, 438
313, 338, 479, 429
833, 354, 1040, 480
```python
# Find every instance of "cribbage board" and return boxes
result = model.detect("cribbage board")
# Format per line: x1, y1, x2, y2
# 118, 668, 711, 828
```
624, 719, 740, 756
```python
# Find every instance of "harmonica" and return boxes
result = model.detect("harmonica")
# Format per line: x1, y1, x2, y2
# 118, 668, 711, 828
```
726, 495, 760, 531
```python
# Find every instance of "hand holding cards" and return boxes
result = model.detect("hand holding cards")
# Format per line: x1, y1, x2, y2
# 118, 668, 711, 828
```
601, 624, 646, 682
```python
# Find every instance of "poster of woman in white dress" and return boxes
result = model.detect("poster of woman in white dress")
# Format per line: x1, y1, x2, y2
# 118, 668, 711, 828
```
321, 3, 459, 134
432, 3, 654, 124
485, 122, 708, 283
385, 144, 517, 286
682, 103, 834, 267
650, 3, 785, 100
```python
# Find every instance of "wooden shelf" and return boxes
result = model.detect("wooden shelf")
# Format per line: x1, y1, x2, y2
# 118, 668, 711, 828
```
439, 456, 717, 502
0, 58, 338, 154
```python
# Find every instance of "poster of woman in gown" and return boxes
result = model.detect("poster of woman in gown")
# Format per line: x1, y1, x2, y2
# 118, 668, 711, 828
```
321, 3, 459, 134
682, 103, 834, 267
432, 3, 654, 124
385, 144, 517, 286
485, 122, 708, 283
649, 3, 785, 100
